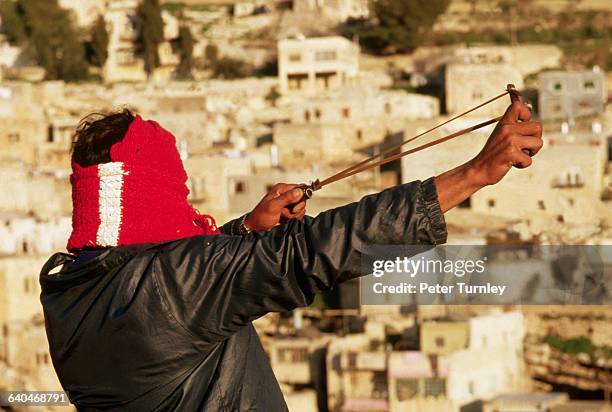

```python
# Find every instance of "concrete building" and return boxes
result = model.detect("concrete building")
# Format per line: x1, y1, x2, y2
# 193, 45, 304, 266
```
539, 69, 607, 121
445, 63, 524, 117
278, 36, 360, 94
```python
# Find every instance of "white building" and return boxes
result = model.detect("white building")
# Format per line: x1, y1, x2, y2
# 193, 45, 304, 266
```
278, 36, 360, 94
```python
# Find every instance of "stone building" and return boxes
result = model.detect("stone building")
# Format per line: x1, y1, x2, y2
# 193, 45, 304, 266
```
445, 63, 524, 117
0, 257, 46, 328
273, 122, 361, 168
183, 155, 252, 223
471, 130, 609, 226
401, 119, 611, 226
278, 36, 360, 94
289, 86, 439, 125
539, 69, 607, 121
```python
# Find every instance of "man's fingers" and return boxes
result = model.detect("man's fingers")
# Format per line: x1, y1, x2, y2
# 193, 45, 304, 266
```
269, 187, 304, 211
288, 201, 306, 214
503, 101, 532, 123
264, 183, 297, 200
281, 201, 306, 219
502, 121, 541, 137
515, 135, 544, 156
511, 149, 533, 169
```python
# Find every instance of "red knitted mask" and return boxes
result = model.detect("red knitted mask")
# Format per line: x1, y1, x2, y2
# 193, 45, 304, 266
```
67, 115, 219, 252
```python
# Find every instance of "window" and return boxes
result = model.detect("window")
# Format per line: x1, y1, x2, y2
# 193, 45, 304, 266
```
472, 91, 483, 100
553, 81, 563, 92
583, 79, 595, 90
372, 372, 388, 399
278, 347, 308, 363
8, 133, 19, 143
314, 108, 321, 119
554, 167, 584, 188
488, 199, 496, 208
315, 50, 337, 61
435, 336, 445, 348
288, 73, 308, 90
384, 102, 392, 115
266, 184, 274, 192
234, 181, 246, 194
467, 380, 475, 395
538, 200, 546, 210
341, 107, 350, 119
424, 378, 446, 397
396, 378, 419, 401
356, 129, 363, 140
47, 125, 55, 143
288, 53, 301, 62
304, 110, 310, 122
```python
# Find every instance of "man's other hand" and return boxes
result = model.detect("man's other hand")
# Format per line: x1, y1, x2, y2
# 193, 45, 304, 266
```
469, 100, 543, 186
244, 183, 307, 232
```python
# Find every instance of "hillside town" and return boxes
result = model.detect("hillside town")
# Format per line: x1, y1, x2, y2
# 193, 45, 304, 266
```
0, 0, 611, 411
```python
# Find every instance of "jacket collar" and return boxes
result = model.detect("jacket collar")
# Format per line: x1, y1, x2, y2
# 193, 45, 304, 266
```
39, 247, 139, 294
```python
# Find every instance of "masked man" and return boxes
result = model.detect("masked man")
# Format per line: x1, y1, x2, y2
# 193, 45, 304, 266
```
40, 101, 541, 411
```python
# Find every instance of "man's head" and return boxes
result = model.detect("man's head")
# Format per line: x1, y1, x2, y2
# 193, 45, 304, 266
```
67, 110, 218, 252
71, 109, 135, 167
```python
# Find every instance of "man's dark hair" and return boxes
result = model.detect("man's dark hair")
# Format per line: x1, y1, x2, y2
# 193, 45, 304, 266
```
71, 109, 136, 167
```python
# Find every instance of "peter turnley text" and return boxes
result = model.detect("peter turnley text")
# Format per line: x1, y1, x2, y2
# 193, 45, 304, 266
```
372, 282, 507, 296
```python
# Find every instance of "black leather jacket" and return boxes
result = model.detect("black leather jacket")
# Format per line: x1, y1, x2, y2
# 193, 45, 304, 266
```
39, 179, 446, 411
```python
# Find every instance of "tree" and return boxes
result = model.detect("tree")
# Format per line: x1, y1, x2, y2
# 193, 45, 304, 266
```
87, 15, 109, 68
137, 0, 164, 76
211, 56, 252, 79
0, 0, 26, 44
204, 44, 219, 68
175, 25, 194, 79
1, 0, 89, 81
343, 0, 450, 54
264, 86, 280, 107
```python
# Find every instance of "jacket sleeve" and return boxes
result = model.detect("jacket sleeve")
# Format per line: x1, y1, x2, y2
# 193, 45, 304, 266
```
152, 178, 446, 342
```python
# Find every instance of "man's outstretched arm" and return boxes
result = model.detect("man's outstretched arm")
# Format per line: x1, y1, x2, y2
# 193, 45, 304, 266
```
153, 100, 542, 342
153, 177, 445, 342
